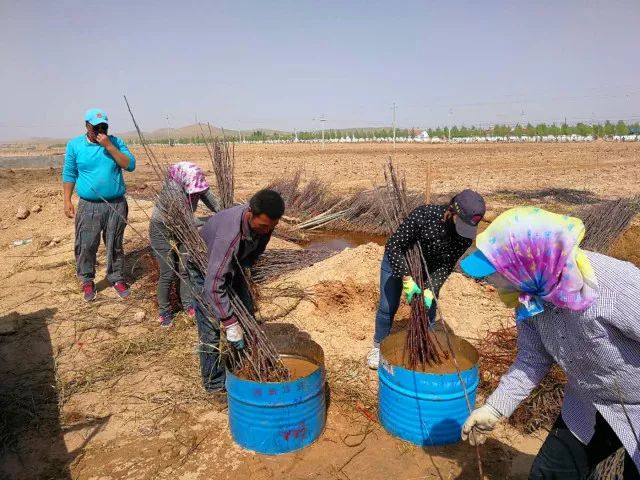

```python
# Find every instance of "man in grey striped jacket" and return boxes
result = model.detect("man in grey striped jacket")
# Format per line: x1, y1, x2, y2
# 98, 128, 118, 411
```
459, 208, 639, 479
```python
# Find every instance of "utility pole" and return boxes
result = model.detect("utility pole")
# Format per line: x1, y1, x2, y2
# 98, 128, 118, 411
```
392, 102, 397, 147
237, 120, 242, 143
448, 108, 453, 142
165, 114, 171, 146
313, 115, 327, 147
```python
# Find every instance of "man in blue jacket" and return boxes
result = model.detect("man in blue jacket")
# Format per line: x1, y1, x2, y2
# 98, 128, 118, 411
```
62, 108, 136, 301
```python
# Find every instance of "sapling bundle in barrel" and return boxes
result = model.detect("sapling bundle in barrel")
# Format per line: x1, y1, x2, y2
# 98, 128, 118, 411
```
156, 174, 290, 382
121, 101, 290, 382
377, 159, 447, 368
120, 103, 325, 384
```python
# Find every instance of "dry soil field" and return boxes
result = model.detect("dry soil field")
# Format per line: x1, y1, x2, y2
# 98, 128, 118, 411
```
0, 141, 638, 480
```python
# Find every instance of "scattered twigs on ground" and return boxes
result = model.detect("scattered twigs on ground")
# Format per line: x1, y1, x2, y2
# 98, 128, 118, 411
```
250, 249, 336, 283
251, 282, 316, 322
476, 323, 566, 433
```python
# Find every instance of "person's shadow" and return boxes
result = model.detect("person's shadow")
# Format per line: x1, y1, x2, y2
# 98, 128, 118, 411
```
420, 420, 537, 479
0, 308, 110, 479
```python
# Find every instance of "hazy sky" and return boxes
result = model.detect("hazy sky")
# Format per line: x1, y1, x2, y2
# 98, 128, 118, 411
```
1, 0, 639, 140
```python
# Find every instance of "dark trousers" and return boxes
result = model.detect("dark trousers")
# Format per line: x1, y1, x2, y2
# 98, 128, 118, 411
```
191, 269, 254, 392
149, 220, 193, 315
373, 253, 436, 345
529, 413, 639, 479
74, 197, 128, 284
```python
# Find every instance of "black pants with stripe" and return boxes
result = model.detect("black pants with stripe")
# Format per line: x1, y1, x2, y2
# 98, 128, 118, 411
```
529, 413, 639, 479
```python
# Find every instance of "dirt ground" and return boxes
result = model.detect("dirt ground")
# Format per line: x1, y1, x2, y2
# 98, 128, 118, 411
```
0, 141, 638, 480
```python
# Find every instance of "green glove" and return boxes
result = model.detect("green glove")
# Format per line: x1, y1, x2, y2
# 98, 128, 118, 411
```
423, 289, 435, 309
402, 277, 422, 304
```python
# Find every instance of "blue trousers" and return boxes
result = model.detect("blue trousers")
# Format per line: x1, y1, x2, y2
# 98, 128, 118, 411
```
373, 253, 436, 346
191, 267, 254, 392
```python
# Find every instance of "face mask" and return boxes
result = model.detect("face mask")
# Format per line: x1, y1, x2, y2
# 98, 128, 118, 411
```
92, 123, 108, 135
485, 273, 521, 308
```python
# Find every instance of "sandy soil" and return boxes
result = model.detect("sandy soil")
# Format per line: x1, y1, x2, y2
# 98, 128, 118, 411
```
0, 141, 638, 479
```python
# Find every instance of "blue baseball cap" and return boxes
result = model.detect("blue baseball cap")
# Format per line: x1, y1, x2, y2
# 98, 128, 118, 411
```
460, 249, 497, 278
85, 108, 109, 126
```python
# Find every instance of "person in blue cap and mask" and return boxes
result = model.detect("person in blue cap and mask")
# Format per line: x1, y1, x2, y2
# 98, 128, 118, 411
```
459, 207, 639, 479
367, 189, 486, 369
62, 108, 136, 302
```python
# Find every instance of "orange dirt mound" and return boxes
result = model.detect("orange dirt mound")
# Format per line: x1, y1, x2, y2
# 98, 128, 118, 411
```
313, 279, 379, 312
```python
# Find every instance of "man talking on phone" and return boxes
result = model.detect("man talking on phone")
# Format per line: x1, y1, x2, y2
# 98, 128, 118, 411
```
62, 108, 136, 302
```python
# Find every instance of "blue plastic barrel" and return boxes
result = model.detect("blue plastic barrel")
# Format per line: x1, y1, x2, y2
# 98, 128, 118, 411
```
378, 330, 479, 446
226, 332, 326, 455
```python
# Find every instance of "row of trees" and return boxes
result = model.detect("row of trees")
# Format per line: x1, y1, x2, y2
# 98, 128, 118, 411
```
428, 120, 638, 139
124, 120, 639, 144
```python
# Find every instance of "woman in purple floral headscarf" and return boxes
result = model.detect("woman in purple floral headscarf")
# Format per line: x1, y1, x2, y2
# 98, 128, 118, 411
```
459, 207, 640, 479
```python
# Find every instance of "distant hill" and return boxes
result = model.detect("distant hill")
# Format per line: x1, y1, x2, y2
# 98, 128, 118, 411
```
117, 124, 289, 142
2, 123, 290, 145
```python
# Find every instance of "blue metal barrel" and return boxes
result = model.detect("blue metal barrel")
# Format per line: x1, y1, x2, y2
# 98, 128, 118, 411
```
226, 331, 326, 455
378, 330, 479, 446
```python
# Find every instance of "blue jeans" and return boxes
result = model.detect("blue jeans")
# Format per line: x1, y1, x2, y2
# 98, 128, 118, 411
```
373, 253, 436, 346
190, 266, 254, 392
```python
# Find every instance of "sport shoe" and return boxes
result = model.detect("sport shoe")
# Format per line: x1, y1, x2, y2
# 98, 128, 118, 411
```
82, 281, 97, 302
185, 306, 196, 318
113, 281, 130, 299
367, 346, 380, 370
158, 313, 174, 328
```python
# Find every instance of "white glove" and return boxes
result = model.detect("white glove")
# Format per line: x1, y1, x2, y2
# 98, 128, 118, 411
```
461, 404, 502, 445
225, 322, 245, 349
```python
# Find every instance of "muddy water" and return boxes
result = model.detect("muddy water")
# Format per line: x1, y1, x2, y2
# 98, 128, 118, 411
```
303, 230, 386, 252
381, 330, 478, 374
280, 355, 319, 380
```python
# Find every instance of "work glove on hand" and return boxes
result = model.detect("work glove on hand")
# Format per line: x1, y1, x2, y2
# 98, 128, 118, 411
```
461, 404, 502, 445
402, 277, 422, 304
423, 289, 435, 309
224, 320, 245, 350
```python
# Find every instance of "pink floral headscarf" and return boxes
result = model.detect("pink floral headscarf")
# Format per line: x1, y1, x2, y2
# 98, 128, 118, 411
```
167, 162, 209, 194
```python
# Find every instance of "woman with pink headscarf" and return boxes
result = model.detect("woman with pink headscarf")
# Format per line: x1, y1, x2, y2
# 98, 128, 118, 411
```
149, 162, 221, 327
459, 207, 639, 479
